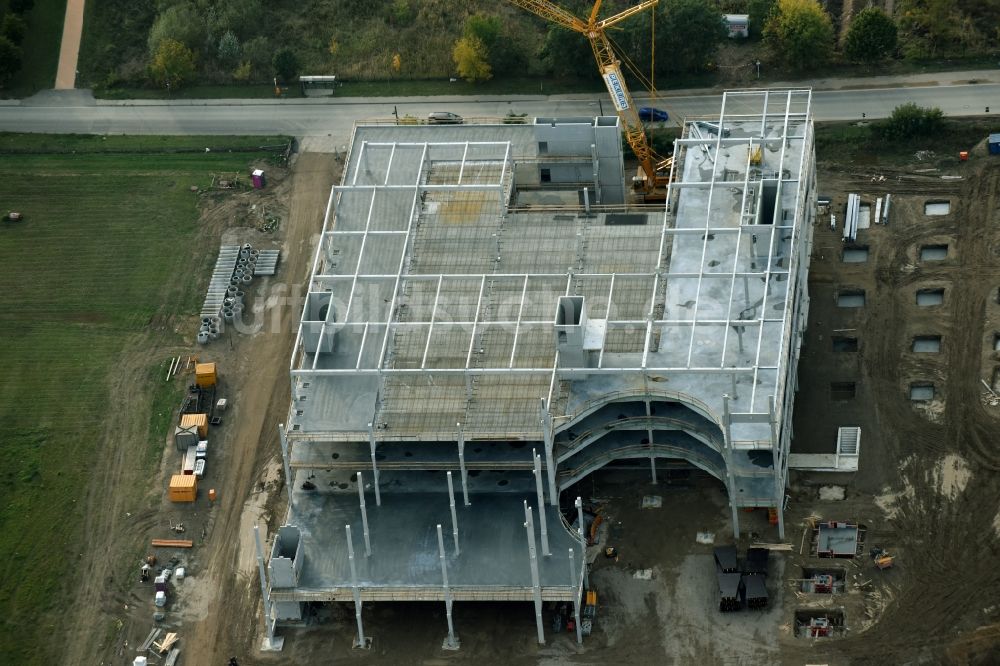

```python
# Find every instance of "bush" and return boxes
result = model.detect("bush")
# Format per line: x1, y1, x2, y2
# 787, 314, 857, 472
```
2, 14, 28, 46
272, 48, 299, 82
763, 0, 834, 70
877, 103, 944, 140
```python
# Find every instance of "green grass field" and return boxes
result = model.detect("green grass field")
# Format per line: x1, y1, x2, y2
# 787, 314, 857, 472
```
0, 134, 286, 663
814, 117, 996, 166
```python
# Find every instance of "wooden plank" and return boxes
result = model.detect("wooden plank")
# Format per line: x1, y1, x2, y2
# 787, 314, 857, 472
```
750, 542, 793, 551
138, 627, 161, 652
165, 647, 181, 666
151, 538, 194, 548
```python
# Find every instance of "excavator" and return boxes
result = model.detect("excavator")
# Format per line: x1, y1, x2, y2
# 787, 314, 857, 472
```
508, 0, 672, 201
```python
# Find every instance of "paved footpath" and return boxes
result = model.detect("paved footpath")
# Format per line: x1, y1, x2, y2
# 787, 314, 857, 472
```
54, 0, 86, 89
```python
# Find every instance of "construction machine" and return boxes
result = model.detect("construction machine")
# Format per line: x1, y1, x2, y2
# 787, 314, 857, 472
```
508, 0, 672, 200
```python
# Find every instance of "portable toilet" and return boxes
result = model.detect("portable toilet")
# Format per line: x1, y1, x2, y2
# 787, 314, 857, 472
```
252, 169, 266, 189
195, 362, 217, 387
989, 133, 1000, 155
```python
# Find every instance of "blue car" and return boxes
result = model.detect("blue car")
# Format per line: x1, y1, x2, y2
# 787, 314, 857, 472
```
638, 107, 669, 122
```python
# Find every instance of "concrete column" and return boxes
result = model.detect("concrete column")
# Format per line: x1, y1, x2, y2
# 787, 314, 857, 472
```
457, 423, 470, 506
357, 471, 371, 556
346, 525, 369, 648
367, 422, 381, 506
532, 450, 550, 556
575, 496, 589, 587
722, 396, 740, 539
569, 547, 582, 645
540, 399, 558, 505
447, 471, 460, 556
524, 503, 545, 645
277, 424, 292, 496
650, 456, 657, 484
768, 395, 785, 539
436, 524, 460, 650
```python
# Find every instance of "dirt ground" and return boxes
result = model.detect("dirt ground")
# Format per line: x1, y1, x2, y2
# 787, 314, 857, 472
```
60, 151, 338, 665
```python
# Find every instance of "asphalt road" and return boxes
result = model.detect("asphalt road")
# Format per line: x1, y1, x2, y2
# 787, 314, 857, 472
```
0, 80, 996, 138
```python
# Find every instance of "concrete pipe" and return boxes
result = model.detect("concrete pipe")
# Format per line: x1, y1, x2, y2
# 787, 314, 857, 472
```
210, 330, 220, 340
242, 274, 252, 284
210, 316, 222, 327
224, 298, 235, 309
243, 243, 252, 251
240, 250, 250, 259
201, 317, 211, 326
233, 301, 244, 313
197, 332, 210, 344
235, 290, 245, 299
249, 249, 260, 258
223, 310, 234, 322
230, 278, 240, 287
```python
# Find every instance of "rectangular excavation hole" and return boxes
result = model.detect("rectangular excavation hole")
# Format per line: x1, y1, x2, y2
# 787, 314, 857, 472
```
994, 333, 1000, 351
912, 335, 942, 353
916, 288, 944, 306
920, 244, 948, 261
842, 246, 869, 263
800, 567, 847, 594
795, 610, 845, 638
909, 383, 935, 401
924, 200, 951, 216
836, 290, 865, 308
830, 382, 856, 400
832, 336, 858, 352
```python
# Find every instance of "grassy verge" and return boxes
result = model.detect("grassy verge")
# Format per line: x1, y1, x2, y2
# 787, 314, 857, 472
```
3, 0, 67, 96
0, 132, 289, 153
814, 117, 995, 166
0, 135, 284, 664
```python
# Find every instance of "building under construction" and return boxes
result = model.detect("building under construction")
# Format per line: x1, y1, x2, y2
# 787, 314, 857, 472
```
261, 89, 816, 647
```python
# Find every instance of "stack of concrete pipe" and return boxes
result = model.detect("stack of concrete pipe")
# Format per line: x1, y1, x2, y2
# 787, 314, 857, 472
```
199, 243, 262, 344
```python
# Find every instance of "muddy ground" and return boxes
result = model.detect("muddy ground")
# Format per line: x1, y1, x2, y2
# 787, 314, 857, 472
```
89, 139, 1000, 665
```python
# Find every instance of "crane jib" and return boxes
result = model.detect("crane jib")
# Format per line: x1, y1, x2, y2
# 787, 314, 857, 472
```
602, 69, 629, 111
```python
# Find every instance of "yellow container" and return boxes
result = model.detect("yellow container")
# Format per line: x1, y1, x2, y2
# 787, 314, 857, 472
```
168, 474, 197, 502
180, 412, 208, 438
195, 362, 217, 388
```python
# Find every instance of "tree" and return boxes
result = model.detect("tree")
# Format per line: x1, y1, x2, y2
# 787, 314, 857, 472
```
452, 36, 491, 82
878, 103, 944, 140
463, 13, 522, 77
0, 36, 22, 86
763, 0, 834, 69
541, 27, 593, 79
147, 3, 207, 57
10, 0, 34, 13
272, 48, 299, 82
391, 53, 402, 74
150, 38, 196, 88
218, 30, 240, 66
844, 7, 897, 63
242, 36, 271, 73
747, 0, 776, 39
2, 14, 28, 46
654, 0, 726, 73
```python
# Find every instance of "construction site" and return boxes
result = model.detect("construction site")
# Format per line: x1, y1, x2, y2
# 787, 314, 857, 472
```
55, 2, 994, 664
89, 112, 1000, 666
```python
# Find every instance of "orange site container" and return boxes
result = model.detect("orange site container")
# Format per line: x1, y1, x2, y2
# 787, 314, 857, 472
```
168, 474, 197, 502
180, 413, 208, 438
195, 362, 217, 388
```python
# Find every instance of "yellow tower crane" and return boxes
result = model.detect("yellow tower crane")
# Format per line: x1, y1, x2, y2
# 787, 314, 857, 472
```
508, 0, 672, 199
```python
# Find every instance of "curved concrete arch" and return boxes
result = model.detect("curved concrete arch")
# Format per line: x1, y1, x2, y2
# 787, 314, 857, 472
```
554, 388, 722, 436
555, 415, 722, 463
557, 443, 728, 493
